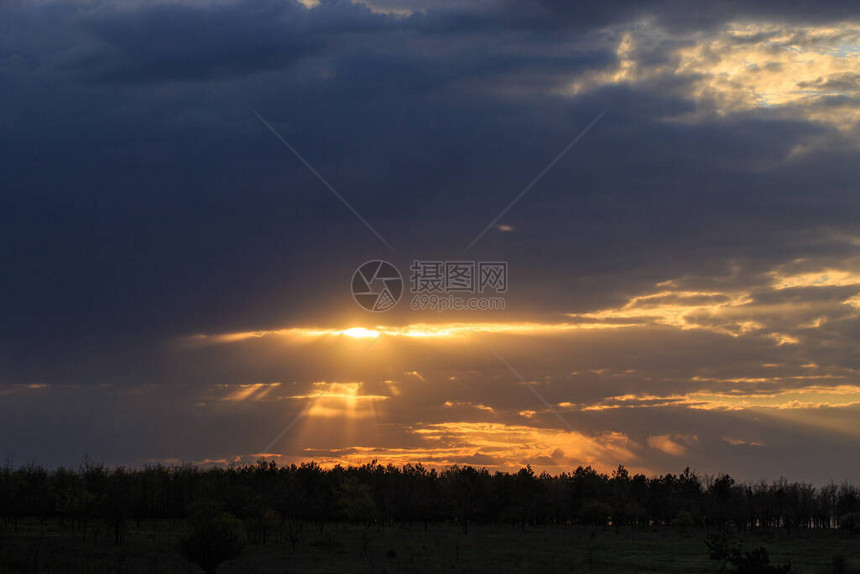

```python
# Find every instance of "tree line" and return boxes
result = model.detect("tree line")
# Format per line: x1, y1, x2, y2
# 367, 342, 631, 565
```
1, 459, 858, 542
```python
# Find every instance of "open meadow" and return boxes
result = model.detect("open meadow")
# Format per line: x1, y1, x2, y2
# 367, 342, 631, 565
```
2, 519, 859, 573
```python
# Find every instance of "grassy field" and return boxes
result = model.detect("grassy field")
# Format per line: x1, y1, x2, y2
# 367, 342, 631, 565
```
1, 520, 858, 573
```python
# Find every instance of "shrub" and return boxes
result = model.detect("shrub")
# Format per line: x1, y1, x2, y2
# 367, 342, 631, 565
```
177, 501, 244, 574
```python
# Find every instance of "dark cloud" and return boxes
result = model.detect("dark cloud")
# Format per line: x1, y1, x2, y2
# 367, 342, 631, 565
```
494, 0, 860, 32
76, 0, 406, 84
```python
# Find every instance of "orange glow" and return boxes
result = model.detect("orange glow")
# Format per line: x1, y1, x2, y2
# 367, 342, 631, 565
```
769, 268, 860, 290
341, 327, 381, 338
221, 382, 282, 402
179, 257, 860, 473
563, 21, 860, 135
281, 422, 642, 473
187, 320, 639, 347
293, 382, 387, 419
572, 385, 860, 412
647, 434, 697, 457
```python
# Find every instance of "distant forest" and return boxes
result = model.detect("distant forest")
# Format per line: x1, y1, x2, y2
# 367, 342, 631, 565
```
3, 460, 859, 538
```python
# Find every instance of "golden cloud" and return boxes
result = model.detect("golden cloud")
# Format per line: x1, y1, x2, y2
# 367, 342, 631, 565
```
563, 21, 860, 138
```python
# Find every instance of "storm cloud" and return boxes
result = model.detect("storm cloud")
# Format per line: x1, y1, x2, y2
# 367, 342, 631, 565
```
1, 0, 859, 483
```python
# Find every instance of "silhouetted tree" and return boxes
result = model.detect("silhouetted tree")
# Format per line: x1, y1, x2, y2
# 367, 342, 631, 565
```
177, 501, 244, 574
1, 456, 858, 545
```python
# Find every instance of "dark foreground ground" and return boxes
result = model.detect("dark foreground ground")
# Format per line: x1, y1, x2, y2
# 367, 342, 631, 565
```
1, 520, 859, 574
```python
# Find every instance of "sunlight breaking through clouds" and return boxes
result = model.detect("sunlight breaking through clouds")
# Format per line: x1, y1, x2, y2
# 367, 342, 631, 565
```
769, 267, 860, 290
677, 23, 860, 122
564, 20, 860, 137
296, 382, 388, 419
186, 321, 639, 346
571, 385, 860, 412
4, 0, 860, 486
187, 255, 860, 353
647, 433, 697, 457
288, 422, 641, 473
220, 382, 282, 402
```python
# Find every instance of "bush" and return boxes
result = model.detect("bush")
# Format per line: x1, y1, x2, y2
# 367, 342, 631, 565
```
705, 532, 789, 574
177, 501, 244, 574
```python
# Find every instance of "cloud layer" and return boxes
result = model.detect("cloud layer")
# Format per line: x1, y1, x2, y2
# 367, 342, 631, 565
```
1, 0, 859, 482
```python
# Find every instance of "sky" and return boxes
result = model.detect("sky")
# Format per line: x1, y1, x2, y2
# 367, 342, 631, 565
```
2, 0, 860, 483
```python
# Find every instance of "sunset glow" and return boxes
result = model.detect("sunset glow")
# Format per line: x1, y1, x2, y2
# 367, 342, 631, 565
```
3, 0, 860, 486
